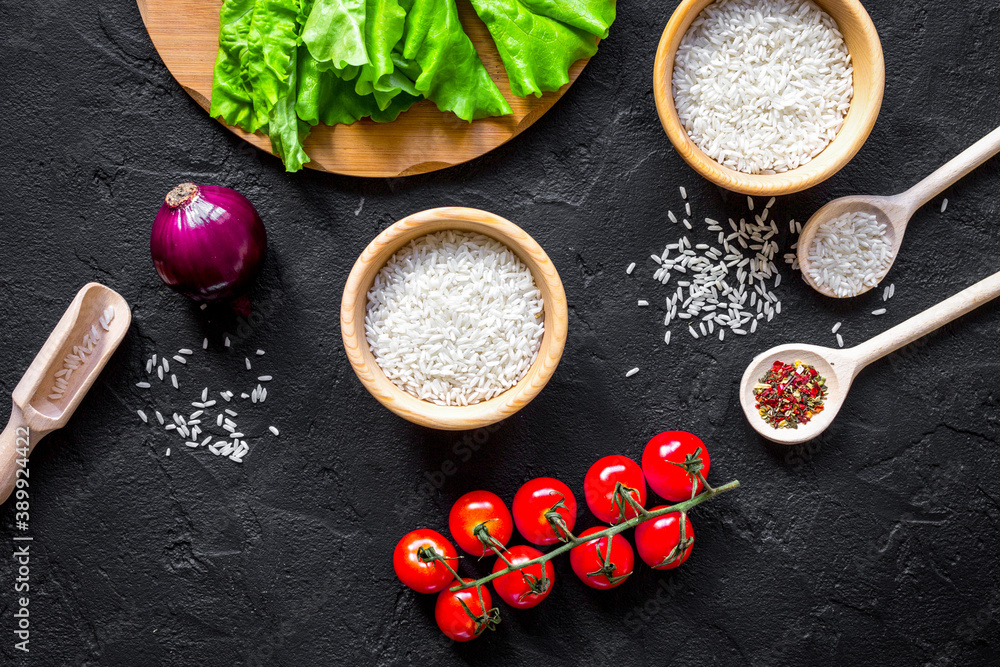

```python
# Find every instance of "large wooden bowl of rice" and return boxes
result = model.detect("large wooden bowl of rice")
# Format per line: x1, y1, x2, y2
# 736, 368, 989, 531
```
340, 207, 568, 430
654, 0, 885, 195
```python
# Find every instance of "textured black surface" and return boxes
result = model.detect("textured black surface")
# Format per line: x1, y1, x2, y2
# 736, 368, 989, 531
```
1, 0, 999, 665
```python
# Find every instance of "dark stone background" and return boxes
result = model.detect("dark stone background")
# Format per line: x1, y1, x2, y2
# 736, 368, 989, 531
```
1, 0, 998, 664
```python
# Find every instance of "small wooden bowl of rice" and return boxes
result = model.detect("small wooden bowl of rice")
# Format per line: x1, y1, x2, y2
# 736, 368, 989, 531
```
340, 207, 568, 430
654, 0, 885, 196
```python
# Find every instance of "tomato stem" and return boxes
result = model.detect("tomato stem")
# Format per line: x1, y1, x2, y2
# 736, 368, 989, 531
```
417, 546, 465, 583
457, 586, 501, 637
450, 479, 741, 592
612, 482, 649, 523
473, 520, 513, 566
669, 447, 714, 497
655, 510, 694, 568
694, 471, 714, 494
587, 534, 631, 585
517, 568, 551, 599
544, 496, 577, 543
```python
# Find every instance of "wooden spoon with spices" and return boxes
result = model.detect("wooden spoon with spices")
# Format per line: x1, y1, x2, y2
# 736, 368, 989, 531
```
0, 283, 130, 504
797, 124, 1000, 298
739, 269, 1000, 445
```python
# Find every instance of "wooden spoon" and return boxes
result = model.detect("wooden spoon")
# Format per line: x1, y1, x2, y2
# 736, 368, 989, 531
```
798, 124, 1000, 297
0, 283, 130, 504
739, 269, 1000, 445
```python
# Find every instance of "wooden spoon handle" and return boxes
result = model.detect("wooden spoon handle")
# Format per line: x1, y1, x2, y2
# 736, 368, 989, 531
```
901, 124, 1000, 211
852, 270, 1000, 369
0, 405, 35, 505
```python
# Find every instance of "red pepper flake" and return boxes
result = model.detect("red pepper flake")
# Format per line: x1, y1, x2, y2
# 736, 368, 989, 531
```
752, 359, 828, 429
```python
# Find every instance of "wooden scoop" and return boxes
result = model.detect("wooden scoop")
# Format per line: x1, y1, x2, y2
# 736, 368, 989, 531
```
798, 124, 1000, 298
740, 269, 1000, 445
0, 283, 130, 503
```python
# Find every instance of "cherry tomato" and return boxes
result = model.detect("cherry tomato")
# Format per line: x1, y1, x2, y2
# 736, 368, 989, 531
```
491, 545, 554, 609
634, 509, 695, 570
584, 455, 647, 524
393, 529, 459, 593
642, 431, 711, 502
512, 477, 577, 545
569, 526, 635, 589
435, 579, 499, 642
449, 491, 514, 557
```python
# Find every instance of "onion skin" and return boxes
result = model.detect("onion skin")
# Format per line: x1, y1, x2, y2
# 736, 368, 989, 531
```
151, 183, 267, 303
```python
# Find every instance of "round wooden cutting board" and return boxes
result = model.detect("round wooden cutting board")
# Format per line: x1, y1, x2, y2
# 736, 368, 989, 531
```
137, 0, 590, 176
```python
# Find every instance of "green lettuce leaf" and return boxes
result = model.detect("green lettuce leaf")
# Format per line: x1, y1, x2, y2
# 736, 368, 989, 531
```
366, 89, 422, 122
468, 0, 606, 98
519, 0, 615, 38
397, 0, 511, 121
354, 0, 409, 109
242, 0, 304, 132
297, 46, 419, 126
209, 0, 258, 131
301, 0, 368, 70
267, 45, 312, 172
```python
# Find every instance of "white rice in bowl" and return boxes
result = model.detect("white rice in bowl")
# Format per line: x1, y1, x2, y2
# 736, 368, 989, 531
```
672, 0, 854, 175
364, 230, 545, 407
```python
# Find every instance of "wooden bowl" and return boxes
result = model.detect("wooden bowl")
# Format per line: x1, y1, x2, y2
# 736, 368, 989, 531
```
340, 208, 568, 430
653, 0, 885, 196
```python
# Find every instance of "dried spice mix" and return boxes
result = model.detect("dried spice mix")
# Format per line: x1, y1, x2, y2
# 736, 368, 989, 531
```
753, 360, 828, 429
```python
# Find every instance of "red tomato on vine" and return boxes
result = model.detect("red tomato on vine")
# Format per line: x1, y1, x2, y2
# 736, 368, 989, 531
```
491, 545, 554, 609
435, 579, 500, 642
512, 477, 577, 545
449, 490, 514, 557
634, 509, 694, 569
393, 529, 459, 593
584, 455, 647, 524
569, 526, 635, 589
642, 431, 711, 502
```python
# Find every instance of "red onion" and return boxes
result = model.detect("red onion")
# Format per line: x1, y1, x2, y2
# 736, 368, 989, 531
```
151, 183, 267, 304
